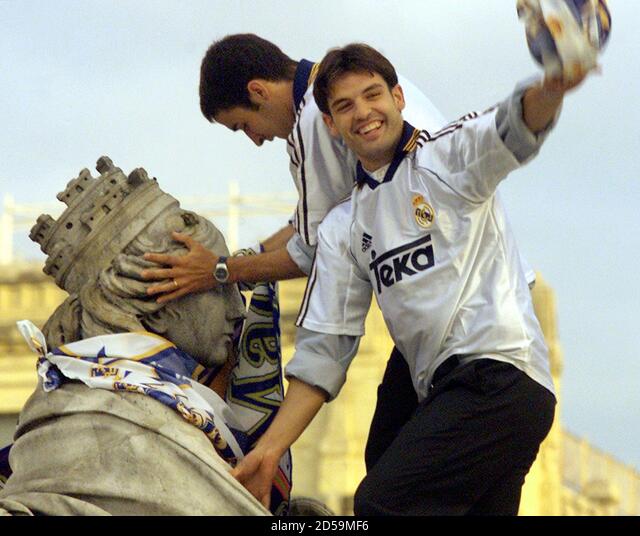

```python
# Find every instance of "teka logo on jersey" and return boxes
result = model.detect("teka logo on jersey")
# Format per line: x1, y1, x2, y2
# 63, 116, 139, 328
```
369, 235, 434, 294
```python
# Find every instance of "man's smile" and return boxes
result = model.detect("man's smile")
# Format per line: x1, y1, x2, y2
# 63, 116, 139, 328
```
355, 119, 384, 140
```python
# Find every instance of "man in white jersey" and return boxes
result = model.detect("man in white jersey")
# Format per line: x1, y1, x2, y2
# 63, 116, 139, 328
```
139, 34, 447, 474
140, 34, 445, 291
232, 43, 591, 515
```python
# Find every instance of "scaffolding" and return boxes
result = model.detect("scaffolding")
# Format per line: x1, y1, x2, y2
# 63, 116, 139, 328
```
0, 185, 298, 264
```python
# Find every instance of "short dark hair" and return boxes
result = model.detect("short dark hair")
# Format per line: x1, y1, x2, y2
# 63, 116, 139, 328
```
199, 34, 298, 121
313, 44, 398, 115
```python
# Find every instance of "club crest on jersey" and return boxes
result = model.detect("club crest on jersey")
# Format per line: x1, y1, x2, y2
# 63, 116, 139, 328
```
412, 194, 435, 229
369, 235, 434, 294
362, 232, 373, 253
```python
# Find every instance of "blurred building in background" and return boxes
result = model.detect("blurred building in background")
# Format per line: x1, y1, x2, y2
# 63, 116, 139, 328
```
1, 263, 638, 516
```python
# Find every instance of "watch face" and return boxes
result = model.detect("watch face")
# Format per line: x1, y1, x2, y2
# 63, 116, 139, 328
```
215, 264, 229, 283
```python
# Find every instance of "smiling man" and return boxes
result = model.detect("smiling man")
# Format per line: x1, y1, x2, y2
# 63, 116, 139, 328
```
231, 43, 593, 515
321, 72, 406, 172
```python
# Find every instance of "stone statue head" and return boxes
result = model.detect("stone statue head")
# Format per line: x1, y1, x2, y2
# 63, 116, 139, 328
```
31, 156, 245, 369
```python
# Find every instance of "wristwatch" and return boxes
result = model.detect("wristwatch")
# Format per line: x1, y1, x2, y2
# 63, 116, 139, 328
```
213, 256, 230, 283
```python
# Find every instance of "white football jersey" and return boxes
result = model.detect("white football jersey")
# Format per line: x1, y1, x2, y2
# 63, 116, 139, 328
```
287, 60, 446, 248
295, 109, 555, 401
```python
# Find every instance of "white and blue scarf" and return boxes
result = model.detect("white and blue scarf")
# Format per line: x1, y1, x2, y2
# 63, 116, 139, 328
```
1, 282, 291, 516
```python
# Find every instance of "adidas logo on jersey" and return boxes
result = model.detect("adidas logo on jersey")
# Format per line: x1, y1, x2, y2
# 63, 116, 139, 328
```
369, 235, 435, 294
362, 233, 373, 252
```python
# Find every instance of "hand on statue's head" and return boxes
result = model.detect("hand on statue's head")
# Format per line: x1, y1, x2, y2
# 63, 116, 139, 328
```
76, 211, 246, 368
140, 212, 233, 304
129, 216, 245, 368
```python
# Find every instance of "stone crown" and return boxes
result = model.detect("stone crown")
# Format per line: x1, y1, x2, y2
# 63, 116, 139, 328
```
30, 156, 179, 293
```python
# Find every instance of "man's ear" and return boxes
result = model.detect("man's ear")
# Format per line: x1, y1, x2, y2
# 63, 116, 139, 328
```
247, 79, 269, 106
322, 113, 340, 138
392, 84, 406, 112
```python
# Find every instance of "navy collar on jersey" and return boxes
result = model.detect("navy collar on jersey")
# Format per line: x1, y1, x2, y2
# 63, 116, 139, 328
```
293, 59, 318, 110
356, 121, 421, 190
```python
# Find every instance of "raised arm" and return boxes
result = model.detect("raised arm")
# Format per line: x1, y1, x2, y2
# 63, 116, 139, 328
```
522, 71, 589, 134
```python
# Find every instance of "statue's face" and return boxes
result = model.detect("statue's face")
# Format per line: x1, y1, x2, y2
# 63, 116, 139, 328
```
131, 210, 246, 367
163, 284, 245, 367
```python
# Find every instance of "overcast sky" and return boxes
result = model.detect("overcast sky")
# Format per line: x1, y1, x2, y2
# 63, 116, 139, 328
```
1, 1, 639, 470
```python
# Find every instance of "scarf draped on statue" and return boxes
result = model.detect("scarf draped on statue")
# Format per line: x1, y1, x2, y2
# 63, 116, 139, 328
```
0, 281, 291, 516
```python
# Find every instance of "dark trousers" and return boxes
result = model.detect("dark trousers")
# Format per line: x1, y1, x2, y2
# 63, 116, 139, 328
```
358, 350, 556, 516
364, 347, 419, 472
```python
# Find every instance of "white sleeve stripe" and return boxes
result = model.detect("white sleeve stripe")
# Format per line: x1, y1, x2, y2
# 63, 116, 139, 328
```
295, 246, 318, 327
416, 107, 496, 148
287, 138, 300, 166
414, 131, 430, 148
295, 101, 311, 245
426, 123, 463, 140
291, 124, 303, 236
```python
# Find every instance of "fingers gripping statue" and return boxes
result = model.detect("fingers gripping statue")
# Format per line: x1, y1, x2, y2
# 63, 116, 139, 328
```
0, 157, 274, 516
